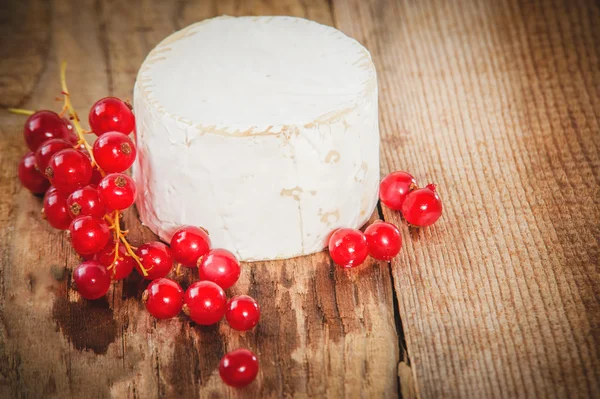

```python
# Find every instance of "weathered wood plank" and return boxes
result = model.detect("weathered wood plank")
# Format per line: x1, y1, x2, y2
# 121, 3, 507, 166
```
0, 0, 401, 398
0, 0, 51, 108
0, 0, 144, 396
333, 0, 600, 397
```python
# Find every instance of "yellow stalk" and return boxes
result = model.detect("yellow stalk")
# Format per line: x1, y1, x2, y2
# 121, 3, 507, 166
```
8, 108, 35, 116
106, 211, 148, 276
58, 62, 144, 277
59, 61, 105, 175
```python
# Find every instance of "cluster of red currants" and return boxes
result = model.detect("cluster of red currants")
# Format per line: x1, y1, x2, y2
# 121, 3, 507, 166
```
17, 96, 140, 287
16, 75, 259, 388
15, 65, 441, 390
328, 171, 442, 268
146, 226, 261, 388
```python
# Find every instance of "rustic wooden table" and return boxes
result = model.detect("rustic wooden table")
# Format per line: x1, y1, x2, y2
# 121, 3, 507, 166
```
1, 0, 598, 398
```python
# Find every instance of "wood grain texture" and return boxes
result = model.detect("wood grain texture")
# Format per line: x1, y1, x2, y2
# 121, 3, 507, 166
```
1, 0, 599, 398
333, 0, 600, 397
0, 0, 400, 398
0, 0, 51, 107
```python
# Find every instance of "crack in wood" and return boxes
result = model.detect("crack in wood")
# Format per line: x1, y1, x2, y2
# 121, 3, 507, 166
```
377, 200, 413, 399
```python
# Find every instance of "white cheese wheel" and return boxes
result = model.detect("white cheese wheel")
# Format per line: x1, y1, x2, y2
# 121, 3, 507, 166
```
133, 16, 379, 261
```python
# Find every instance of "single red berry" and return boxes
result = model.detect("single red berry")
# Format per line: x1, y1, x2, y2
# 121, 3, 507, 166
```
364, 221, 402, 261
67, 186, 106, 218
170, 226, 211, 267
97, 173, 136, 210
92, 132, 137, 173
402, 184, 443, 227
379, 171, 417, 211
42, 186, 72, 229
183, 281, 226, 325
77, 251, 97, 261
62, 121, 81, 147
23, 110, 70, 151
18, 152, 50, 194
135, 242, 173, 280
143, 278, 184, 319
69, 216, 111, 255
89, 168, 103, 187
89, 97, 135, 136
197, 248, 240, 289
34, 138, 72, 173
328, 228, 369, 268
72, 260, 111, 300
94, 240, 118, 266
94, 241, 135, 280
45, 148, 93, 193
226, 295, 260, 331
61, 117, 81, 146
219, 349, 259, 388
62, 117, 79, 144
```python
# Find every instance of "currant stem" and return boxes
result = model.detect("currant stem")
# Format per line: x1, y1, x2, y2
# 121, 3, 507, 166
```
59, 61, 105, 176
7, 108, 35, 116
110, 234, 119, 271
53, 63, 144, 277
106, 210, 148, 276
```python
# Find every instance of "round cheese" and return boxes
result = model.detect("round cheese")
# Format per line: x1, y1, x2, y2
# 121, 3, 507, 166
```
133, 16, 379, 261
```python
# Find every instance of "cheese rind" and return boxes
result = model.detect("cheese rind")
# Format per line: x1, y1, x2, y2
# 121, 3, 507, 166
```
133, 16, 379, 261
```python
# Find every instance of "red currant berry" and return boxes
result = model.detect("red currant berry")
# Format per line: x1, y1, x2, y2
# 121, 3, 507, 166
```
142, 278, 184, 319
328, 228, 369, 268
92, 132, 136, 173
89, 97, 135, 136
197, 248, 240, 289
97, 173, 136, 210
135, 242, 173, 280
68, 133, 79, 146
67, 186, 106, 218
72, 260, 111, 300
219, 349, 259, 388
170, 226, 211, 268
18, 152, 50, 194
69, 216, 111, 255
364, 221, 402, 261
77, 251, 97, 261
94, 241, 135, 280
45, 148, 93, 193
34, 138, 72, 173
23, 110, 70, 151
42, 186, 72, 229
402, 184, 443, 227
226, 295, 261, 331
90, 168, 103, 187
379, 171, 417, 211
183, 281, 226, 325
62, 117, 79, 143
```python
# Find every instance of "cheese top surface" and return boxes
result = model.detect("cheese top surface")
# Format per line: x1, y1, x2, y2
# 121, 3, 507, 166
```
139, 16, 375, 129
